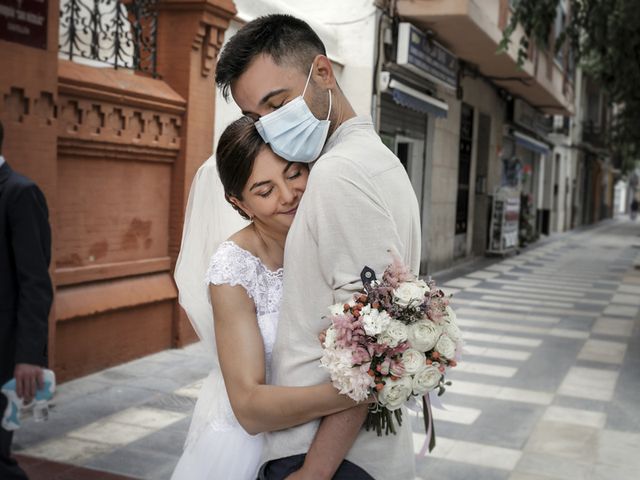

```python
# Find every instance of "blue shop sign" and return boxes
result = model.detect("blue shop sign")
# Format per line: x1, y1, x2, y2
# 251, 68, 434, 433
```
396, 22, 458, 90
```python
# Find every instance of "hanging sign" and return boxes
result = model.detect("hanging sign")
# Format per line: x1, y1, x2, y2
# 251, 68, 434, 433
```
396, 22, 458, 90
0, 0, 48, 49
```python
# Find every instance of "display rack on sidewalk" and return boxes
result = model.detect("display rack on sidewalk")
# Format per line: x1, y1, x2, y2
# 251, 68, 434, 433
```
487, 187, 521, 256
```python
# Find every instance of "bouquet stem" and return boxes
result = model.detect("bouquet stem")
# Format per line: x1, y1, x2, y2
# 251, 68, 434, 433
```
365, 406, 403, 437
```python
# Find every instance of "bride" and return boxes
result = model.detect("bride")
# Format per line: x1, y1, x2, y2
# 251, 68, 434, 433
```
171, 117, 360, 479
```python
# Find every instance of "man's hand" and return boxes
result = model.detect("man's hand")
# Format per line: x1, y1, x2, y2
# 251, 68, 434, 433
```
14, 363, 44, 404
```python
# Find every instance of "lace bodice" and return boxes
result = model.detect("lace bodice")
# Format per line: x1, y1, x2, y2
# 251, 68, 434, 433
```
207, 241, 283, 318
198, 241, 283, 433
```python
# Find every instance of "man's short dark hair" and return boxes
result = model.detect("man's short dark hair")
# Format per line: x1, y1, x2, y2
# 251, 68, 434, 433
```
216, 14, 327, 101
0, 120, 4, 154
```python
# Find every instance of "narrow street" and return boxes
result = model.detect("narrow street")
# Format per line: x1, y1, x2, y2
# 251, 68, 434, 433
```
13, 218, 640, 480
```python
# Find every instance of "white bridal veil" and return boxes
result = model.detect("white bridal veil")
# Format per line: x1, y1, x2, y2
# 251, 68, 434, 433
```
173, 155, 247, 447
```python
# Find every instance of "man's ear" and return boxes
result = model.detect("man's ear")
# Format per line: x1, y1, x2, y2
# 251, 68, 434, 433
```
312, 54, 336, 89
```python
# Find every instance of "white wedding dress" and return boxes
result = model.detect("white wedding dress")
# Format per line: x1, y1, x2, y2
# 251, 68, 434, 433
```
171, 241, 283, 480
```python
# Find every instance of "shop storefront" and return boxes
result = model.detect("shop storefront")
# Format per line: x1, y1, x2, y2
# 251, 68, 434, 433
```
377, 22, 455, 271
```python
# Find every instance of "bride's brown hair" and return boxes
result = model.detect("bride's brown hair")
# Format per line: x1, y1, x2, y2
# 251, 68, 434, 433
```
216, 116, 266, 219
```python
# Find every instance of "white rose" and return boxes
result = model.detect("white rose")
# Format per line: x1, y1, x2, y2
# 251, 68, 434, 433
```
393, 280, 429, 307
435, 334, 457, 360
328, 302, 345, 316
361, 308, 391, 336
412, 364, 442, 395
402, 348, 426, 375
408, 321, 441, 352
378, 376, 413, 411
378, 320, 409, 348
444, 321, 462, 342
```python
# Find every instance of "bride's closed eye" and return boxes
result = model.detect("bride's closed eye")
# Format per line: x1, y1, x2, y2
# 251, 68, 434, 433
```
258, 187, 273, 198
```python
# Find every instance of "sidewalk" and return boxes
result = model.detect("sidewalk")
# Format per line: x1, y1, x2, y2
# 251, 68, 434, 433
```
12, 218, 640, 479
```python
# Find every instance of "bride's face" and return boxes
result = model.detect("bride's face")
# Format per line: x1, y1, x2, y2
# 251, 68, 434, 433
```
234, 147, 308, 231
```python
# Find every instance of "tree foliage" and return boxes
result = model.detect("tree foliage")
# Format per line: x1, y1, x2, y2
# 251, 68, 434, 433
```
501, 0, 640, 171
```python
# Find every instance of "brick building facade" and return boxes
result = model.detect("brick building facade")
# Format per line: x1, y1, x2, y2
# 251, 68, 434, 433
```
1, 0, 236, 381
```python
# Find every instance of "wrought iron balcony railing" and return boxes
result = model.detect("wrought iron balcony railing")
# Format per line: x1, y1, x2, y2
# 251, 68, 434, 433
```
59, 0, 158, 77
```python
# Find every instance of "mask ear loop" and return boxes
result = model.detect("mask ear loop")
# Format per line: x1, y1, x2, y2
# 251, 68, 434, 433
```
303, 62, 332, 121
302, 64, 315, 98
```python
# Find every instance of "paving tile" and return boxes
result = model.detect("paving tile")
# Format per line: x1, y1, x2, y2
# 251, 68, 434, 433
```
447, 380, 553, 405
595, 429, 640, 469
431, 436, 522, 470
467, 287, 607, 305
611, 293, 640, 305
20, 436, 113, 464
591, 317, 635, 337
430, 404, 482, 425
485, 264, 515, 273
486, 278, 594, 294
577, 339, 628, 364
524, 420, 599, 462
455, 360, 518, 378
458, 306, 560, 324
602, 304, 639, 318
125, 426, 187, 457
542, 405, 606, 429
466, 271, 501, 280
590, 462, 638, 480
558, 367, 620, 401
172, 379, 205, 399
444, 278, 482, 289
495, 387, 554, 405
464, 344, 531, 361
143, 392, 197, 414
109, 407, 187, 430
498, 284, 586, 299
459, 400, 544, 450
514, 452, 593, 480
480, 294, 576, 309
462, 331, 542, 347
617, 284, 640, 295
508, 473, 561, 480
69, 421, 152, 446
84, 446, 177, 479
415, 456, 510, 480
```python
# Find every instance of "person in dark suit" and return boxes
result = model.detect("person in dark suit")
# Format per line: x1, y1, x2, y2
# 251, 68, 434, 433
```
0, 120, 53, 479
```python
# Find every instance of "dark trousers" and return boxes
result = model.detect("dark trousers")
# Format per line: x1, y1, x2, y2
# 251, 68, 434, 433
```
258, 454, 374, 480
0, 395, 29, 480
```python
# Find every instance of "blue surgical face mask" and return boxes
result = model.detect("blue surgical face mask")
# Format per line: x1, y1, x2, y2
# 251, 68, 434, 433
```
255, 64, 332, 163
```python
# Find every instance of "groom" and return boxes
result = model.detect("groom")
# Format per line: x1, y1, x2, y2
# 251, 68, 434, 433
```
216, 15, 422, 479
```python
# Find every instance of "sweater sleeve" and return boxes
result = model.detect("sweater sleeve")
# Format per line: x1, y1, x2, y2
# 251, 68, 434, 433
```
304, 158, 406, 304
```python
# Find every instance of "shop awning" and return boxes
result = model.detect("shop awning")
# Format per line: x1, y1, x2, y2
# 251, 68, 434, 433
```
389, 79, 449, 118
514, 131, 551, 155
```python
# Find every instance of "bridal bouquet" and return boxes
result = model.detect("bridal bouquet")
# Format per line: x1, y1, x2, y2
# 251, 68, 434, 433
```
320, 256, 462, 436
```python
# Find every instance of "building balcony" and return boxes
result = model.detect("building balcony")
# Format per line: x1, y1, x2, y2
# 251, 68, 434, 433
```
396, 0, 574, 115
